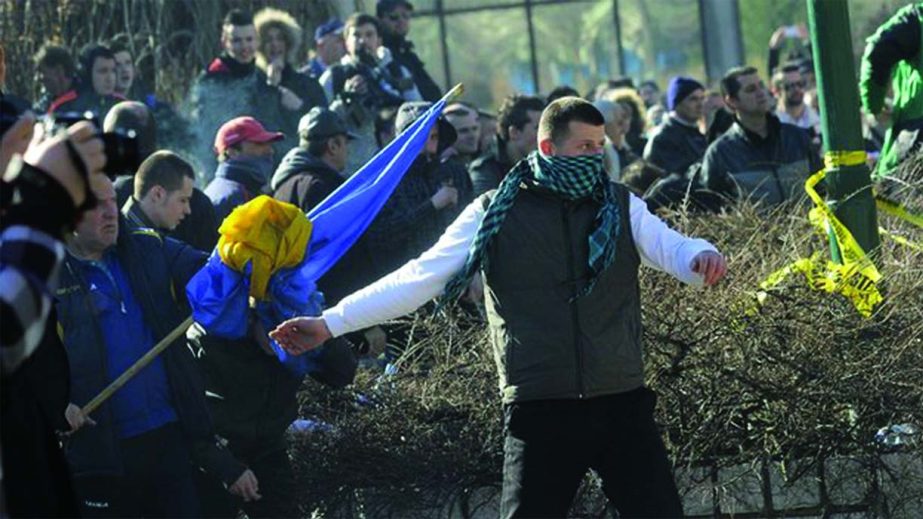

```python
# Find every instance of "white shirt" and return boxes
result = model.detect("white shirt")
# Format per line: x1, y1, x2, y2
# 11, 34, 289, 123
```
324, 193, 718, 337
777, 105, 821, 134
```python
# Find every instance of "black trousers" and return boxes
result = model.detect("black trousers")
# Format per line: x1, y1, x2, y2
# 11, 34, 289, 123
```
73, 422, 200, 518
500, 387, 684, 519
197, 442, 297, 518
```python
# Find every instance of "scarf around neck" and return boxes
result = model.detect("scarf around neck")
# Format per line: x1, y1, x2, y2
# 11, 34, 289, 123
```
441, 151, 620, 304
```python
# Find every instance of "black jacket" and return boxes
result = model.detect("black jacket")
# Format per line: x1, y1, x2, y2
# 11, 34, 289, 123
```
700, 115, 821, 205
1, 315, 80, 517
277, 65, 329, 138
188, 321, 357, 456
366, 155, 459, 278
270, 148, 343, 213
643, 115, 707, 175
117, 183, 219, 252
382, 33, 443, 102
469, 135, 514, 197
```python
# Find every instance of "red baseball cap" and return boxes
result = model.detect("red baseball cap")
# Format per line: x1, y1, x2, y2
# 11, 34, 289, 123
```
214, 116, 284, 155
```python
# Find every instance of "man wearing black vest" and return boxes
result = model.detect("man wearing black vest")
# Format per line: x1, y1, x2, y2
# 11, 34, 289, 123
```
271, 97, 728, 518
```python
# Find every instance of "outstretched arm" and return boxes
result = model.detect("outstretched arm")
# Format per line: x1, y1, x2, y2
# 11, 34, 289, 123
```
629, 193, 726, 286
272, 198, 485, 353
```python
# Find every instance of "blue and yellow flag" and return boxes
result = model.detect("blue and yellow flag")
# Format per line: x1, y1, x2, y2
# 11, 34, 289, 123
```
186, 99, 449, 374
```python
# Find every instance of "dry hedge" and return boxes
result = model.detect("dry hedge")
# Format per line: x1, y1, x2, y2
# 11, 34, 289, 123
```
290, 160, 923, 518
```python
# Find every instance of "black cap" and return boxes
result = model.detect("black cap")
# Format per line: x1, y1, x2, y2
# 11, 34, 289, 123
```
395, 101, 457, 153
298, 107, 358, 140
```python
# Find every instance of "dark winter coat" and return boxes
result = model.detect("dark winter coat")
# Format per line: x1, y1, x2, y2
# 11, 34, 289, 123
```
700, 115, 821, 205
643, 115, 707, 175
55, 224, 245, 485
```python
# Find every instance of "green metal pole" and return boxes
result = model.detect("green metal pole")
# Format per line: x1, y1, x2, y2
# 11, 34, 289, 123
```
806, 0, 880, 259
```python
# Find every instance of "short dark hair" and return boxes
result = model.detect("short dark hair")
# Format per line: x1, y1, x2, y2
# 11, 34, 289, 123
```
721, 66, 759, 99
34, 44, 75, 76
134, 151, 195, 199
344, 13, 380, 37
620, 159, 666, 196
546, 85, 580, 104
639, 79, 660, 92
77, 44, 115, 84
108, 34, 132, 57
497, 94, 545, 140
538, 97, 605, 145
224, 9, 254, 27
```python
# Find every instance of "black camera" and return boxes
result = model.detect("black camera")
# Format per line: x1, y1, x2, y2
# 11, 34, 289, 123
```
42, 111, 141, 178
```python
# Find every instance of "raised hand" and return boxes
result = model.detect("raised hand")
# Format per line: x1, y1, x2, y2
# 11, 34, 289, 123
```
269, 317, 332, 355
430, 185, 458, 210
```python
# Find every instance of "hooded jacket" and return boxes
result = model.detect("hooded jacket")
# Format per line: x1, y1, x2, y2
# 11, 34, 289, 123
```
254, 11, 329, 139
269, 147, 379, 305
205, 156, 274, 223
270, 147, 343, 212
860, 3, 923, 177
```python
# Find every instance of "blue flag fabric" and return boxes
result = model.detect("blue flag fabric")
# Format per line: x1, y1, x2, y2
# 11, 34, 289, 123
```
186, 99, 448, 375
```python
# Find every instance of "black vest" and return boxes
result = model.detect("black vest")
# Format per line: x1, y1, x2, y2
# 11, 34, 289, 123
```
482, 182, 643, 403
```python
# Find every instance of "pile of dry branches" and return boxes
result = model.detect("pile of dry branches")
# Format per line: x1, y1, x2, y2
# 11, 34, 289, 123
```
290, 159, 922, 517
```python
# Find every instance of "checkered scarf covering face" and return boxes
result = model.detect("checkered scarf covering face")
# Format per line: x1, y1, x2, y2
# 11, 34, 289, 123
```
441, 151, 620, 304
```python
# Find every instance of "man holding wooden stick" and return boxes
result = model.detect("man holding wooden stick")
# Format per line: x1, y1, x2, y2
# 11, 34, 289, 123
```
55, 173, 258, 517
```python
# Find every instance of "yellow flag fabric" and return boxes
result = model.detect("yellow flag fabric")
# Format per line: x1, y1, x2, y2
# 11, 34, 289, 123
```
217, 195, 312, 299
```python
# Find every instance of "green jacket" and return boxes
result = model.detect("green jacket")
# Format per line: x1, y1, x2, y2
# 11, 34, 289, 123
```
859, 3, 923, 177
482, 182, 642, 404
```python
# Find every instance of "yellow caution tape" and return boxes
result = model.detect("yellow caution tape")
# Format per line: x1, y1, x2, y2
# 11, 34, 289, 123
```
756, 165, 883, 318
878, 227, 923, 252
875, 195, 923, 228
824, 150, 867, 169
751, 151, 921, 319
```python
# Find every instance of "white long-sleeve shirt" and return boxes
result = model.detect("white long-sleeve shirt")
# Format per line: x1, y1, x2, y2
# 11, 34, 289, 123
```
324, 193, 718, 337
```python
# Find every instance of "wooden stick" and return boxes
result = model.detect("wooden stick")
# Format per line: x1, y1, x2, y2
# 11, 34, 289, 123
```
81, 316, 195, 416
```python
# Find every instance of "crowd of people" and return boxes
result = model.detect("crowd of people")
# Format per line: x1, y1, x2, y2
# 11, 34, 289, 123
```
1, 1, 920, 518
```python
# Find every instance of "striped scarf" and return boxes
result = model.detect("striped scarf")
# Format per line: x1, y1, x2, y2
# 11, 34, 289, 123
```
442, 151, 620, 304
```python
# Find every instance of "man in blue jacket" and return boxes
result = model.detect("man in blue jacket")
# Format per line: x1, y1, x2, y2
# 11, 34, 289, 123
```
57, 174, 258, 516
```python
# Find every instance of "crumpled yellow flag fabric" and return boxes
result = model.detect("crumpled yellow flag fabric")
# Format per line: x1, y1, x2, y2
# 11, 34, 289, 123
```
217, 195, 312, 299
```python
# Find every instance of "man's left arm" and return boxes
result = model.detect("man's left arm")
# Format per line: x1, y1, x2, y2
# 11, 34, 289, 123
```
628, 193, 726, 286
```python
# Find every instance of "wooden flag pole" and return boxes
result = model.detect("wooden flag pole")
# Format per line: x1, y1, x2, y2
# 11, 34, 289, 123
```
81, 316, 195, 416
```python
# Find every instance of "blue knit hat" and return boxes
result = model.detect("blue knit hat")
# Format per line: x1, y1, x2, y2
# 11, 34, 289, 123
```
314, 18, 344, 42
666, 76, 704, 111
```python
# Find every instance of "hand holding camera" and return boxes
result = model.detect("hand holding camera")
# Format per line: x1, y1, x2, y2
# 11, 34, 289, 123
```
23, 120, 106, 208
